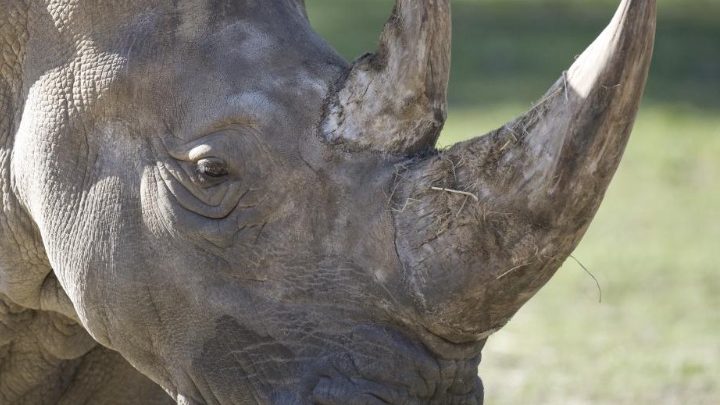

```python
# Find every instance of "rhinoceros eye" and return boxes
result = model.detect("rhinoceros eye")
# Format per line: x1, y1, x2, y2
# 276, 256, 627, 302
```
196, 157, 229, 178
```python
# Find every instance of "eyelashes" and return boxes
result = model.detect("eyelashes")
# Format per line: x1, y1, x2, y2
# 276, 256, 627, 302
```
157, 159, 244, 220
154, 126, 266, 220
196, 157, 230, 179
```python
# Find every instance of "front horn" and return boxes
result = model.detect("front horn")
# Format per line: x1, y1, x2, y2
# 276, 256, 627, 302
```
322, 0, 451, 154
393, 0, 656, 342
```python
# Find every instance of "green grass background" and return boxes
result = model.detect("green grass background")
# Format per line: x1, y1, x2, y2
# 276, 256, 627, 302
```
306, 1, 720, 403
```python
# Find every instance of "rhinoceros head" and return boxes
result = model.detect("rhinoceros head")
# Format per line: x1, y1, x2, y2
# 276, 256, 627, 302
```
1, 0, 655, 403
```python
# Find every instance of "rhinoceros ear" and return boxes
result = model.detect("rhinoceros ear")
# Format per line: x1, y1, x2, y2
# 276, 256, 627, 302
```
321, 0, 451, 155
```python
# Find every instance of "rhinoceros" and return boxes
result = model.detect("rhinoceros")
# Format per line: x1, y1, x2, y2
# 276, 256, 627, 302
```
0, 0, 655, 403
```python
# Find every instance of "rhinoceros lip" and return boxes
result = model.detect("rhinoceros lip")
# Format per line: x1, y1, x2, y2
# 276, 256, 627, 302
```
415, 324, 489, 362
308, 324, 484, 404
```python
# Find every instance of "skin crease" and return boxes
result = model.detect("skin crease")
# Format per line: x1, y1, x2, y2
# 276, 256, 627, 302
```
0, 0, 655, 404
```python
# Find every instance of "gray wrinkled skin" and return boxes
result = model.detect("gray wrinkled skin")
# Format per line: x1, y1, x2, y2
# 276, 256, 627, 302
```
0, 0, 655, 404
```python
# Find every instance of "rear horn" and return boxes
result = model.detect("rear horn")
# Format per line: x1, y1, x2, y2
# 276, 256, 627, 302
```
322, 0, 452, 154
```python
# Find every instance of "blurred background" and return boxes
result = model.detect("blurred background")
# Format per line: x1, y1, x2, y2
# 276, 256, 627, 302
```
306, 0, 719, 404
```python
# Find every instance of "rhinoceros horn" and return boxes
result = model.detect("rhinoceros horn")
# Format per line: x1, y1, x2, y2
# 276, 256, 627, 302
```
322, 0, 451, 154
329, 0, 656, 342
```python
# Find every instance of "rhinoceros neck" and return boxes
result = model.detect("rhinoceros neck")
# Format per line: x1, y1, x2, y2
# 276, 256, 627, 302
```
0, 295, 172, 404
0, 9, 167, 402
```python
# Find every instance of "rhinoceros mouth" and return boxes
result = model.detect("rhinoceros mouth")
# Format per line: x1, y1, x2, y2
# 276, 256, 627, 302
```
312, 376, 483, 405
180, 320, 484, 404
309, 325, 484, 405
